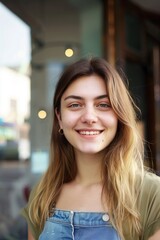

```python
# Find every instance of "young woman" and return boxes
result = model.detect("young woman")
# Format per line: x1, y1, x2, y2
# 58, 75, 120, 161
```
22, 58, 160, 240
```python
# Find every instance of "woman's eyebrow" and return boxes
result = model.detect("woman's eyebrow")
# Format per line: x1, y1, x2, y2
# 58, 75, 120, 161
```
64, 95, 83, 100
64, 94, 108, 101
96, 94, 108, 99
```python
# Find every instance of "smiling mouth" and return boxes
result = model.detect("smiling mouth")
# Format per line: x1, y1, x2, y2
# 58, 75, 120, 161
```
77, 130, 103, 135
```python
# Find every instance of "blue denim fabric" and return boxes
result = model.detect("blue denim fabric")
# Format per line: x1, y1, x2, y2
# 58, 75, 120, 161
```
39, 209, 121, 240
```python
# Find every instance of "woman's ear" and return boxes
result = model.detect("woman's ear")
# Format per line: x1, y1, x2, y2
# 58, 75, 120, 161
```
55, 108, 62, 128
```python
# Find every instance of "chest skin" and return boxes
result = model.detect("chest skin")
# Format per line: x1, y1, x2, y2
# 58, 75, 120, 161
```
56, 181, 107, 212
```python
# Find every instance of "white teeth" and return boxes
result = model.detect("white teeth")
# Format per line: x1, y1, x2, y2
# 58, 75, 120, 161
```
79, 131, 100, 135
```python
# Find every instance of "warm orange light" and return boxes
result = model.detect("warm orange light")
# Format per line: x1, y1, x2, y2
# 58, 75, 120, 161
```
65, 48, 74, 57
38, 110, 47, 119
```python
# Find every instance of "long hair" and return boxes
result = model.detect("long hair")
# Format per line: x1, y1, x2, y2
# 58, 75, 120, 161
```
28, 58, 144, 239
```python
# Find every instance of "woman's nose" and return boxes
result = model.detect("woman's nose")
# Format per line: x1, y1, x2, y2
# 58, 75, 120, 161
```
80, 107, 98, 124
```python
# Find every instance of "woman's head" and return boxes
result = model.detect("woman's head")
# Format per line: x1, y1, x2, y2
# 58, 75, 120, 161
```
53, 57, 139, 162
55, 74, 118, 157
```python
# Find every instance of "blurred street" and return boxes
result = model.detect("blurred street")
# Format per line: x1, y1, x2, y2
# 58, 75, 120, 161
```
0, 161, 28, 240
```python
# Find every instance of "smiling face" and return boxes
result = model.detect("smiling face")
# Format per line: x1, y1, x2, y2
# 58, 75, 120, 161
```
56, 74, 118, 157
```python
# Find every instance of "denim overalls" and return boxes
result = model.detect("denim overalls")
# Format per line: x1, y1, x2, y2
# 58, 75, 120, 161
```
39, 209, 121, 240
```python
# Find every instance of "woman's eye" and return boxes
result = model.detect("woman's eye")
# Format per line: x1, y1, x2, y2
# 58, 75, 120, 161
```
97, 103, 111, 109
69, 103, 81, 108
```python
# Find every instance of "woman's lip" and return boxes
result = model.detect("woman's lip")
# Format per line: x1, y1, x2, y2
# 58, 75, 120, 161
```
76, 130, 103, 135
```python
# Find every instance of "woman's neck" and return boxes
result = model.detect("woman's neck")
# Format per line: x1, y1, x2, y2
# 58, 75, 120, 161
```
74, 151, 104, 187
56, 151, 106, 212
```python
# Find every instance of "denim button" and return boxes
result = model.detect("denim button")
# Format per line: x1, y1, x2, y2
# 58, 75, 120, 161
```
102, 213, 109, 222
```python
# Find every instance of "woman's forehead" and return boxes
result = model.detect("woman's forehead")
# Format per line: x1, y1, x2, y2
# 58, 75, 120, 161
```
62, 74, 108, 99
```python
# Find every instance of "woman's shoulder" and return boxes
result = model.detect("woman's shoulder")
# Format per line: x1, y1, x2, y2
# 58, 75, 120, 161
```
144, 171, 160, 181
137, 171, 160, 239
141, 171, 160, 192
137, 171, 160, 203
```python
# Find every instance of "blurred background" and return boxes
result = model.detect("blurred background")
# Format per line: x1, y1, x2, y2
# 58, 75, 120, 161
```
0, 0, 159, 239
